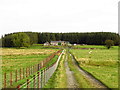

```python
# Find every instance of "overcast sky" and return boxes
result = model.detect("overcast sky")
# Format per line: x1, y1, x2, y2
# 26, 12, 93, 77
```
0, 0, 119, 36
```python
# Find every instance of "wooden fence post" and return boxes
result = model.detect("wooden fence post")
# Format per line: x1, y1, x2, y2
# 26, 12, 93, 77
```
32, 66, 33, 74
38, 64, 39, 71
33, 66, 35, 73
26, 68, 27, 77
37, 72, 40, 88
17, 85, 21, 90
28, 67, 30, 76
33, 75, 36, 88
30, 66, 31, 75
41, 70, 42, 88
44, 69, 45, 85
4, 73, 6, 88
23, 68, 24, 79
41, 61, 43, 68
20, 68, 21, 80
10, 72, 12, 86
16, 70, 17, 82
27, 79, 29, 89
35, 64, 38, 72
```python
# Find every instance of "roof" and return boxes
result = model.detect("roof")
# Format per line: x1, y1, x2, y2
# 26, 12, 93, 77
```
51, 41, 68, 43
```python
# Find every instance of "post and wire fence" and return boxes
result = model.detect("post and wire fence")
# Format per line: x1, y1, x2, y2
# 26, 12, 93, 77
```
2, 49, 63, 89
17, 50, 64, 89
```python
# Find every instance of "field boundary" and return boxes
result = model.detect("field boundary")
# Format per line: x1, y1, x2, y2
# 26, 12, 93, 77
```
16, 50, 64, 89
2, 49, 63, 88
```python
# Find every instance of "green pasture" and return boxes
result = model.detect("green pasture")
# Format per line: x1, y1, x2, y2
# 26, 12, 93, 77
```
73, 45, 118, 49
2, 54, 49, 73
1, 45, 60, 88
70, 46, 118, 88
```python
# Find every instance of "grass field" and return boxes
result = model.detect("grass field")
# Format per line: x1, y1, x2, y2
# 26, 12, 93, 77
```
1, 44, 119, 88
73, 45, 118, 49
1, 45, 60, 88
2, 48, 57, 73
70, 46, 118, 88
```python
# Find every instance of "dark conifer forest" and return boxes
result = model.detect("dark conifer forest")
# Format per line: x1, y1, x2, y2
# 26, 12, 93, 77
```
1, 32, 120, 47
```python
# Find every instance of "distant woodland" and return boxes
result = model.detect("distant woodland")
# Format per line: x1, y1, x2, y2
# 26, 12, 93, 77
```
1, 32, 120, 47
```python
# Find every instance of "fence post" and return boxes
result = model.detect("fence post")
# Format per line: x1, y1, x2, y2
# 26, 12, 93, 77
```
27, 79, 29, 89
38, 64, 39, 71
41, 70, 42, 88
20, 68, 21, 80
10, 72, 12, 86
32, 66, 34, 74
33, 75, 36, 88
33, 66, 35, 73
26, 68, 27, 77
28, 67, 30, 76
16, 70, 17, 82
4, 73, 6, 88
17, 85, 21, 90
44, 69, 45, 85
30, 66, 31, 75
23, 68, 24, 79
36, 65, 37, 72
42, 69, 44, 86
41, 61, 43, 68
37, 72, 40, 88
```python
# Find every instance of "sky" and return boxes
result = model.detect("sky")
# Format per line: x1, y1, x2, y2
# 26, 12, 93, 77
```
0, 0, 119, 37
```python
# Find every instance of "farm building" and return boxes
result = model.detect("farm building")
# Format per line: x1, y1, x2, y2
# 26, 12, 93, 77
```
44, 42, 50, 46
44, 41, 69, 46
50, 41, 69, 46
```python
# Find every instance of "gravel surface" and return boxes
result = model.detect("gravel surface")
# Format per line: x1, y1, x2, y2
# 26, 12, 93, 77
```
64, 55, 79, 88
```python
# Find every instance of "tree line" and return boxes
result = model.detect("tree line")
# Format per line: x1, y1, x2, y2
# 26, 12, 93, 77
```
1, 32, 120, 47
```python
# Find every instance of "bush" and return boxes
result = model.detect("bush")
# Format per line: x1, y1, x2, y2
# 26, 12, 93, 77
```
105, 40, 114, 49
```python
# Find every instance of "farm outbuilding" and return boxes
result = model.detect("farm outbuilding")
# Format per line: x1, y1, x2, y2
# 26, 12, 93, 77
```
44, 42, 50, 46
50, 41, 69, 46
44, 41, 69, 46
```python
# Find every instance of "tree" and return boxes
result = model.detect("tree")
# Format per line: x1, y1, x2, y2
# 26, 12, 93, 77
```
25, 32, 38, 45
12, 33, 30, 48
105, 40, 114, 49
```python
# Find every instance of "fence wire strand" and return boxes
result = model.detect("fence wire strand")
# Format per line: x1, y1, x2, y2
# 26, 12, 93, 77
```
16, 50, 64, 89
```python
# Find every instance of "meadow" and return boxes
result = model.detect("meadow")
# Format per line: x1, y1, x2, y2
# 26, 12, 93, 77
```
2, 48, 57, 73
1, 44, 119, 88
73, 45, 118, 49
70, 46, 118, 88
1, 45, 60, 88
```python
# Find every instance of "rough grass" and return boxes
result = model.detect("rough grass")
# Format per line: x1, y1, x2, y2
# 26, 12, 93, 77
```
70, 46, 118, 88
1, 48, 56, 56
2, 48, 57, 72
44, 53, 67, 88
1, 47, 58, 88
73, 45, 118, 49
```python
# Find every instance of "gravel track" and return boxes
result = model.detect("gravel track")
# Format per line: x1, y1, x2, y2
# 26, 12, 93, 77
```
64, 54, 79, 88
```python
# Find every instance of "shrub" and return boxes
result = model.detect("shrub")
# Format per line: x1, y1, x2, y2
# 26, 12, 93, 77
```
105, 40, 114, 49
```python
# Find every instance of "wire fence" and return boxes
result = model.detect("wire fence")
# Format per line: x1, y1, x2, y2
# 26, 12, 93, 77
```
2, 49, 63, 88
17, 50, 64, 89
